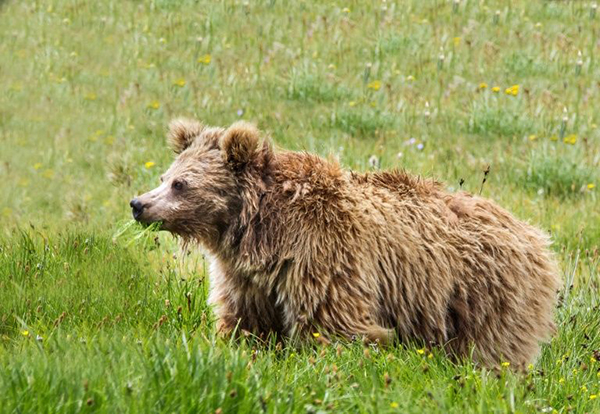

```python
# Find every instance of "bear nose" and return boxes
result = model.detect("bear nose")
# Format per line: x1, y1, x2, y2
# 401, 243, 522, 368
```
130, 198, 144, 220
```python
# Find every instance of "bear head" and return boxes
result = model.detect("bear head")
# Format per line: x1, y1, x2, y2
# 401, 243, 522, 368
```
130, 118, 269, 246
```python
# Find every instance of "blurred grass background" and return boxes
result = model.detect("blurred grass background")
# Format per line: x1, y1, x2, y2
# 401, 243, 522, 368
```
1, 0, 599, 412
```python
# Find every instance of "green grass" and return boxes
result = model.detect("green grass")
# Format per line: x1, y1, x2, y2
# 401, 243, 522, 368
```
1, 230, 599, 413
1, 0, 599, 412
517, 149, 599, 199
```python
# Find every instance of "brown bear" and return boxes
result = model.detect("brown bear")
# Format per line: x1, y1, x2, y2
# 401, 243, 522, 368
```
131, 118, 562, 369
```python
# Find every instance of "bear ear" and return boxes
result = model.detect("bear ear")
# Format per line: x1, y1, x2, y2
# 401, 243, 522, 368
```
167, 118, 205, 154
221, 121, 260, 170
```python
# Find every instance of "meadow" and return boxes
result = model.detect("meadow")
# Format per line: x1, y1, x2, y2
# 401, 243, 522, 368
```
1, 0, 599, 412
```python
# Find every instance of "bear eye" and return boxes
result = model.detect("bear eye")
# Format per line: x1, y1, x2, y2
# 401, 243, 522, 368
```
172, 180, 185, 191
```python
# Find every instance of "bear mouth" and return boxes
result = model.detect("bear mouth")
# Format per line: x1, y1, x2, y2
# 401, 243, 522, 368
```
132, 208, 166, 229
137, 219, 165, 230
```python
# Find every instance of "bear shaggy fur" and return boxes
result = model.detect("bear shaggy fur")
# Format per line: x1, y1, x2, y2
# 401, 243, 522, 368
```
132, 119, 562, 368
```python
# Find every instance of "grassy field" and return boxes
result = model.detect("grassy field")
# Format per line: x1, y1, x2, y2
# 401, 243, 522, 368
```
1, 0, 600, 412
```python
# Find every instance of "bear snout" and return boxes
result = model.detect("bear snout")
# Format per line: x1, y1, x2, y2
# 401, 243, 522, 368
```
130, 198, 145, 220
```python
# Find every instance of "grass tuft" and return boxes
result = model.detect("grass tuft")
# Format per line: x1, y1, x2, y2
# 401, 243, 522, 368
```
519, 151, 599, 199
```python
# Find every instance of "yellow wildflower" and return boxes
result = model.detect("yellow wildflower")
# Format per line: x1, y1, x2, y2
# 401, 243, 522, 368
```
588, 184, 595, 190
492, 86, 500, 93
453, 37, 461, 46
33, 163, 42, 170
148, 100, 160, 110
349, 101, 357, 107
501, 362, 510, 368
559, 377, 565, 384
367, 80, 382, 91
528, 364, 534, 370
390, 402, 399, 408
528, 135, 537, 141
198, 54, 212, 65
428, 353, 433, 359
173, 78, 186, 87
581, 385, 588, 393
505, 85, 519, 96
145, 161, 155, 169
417, 348, 425, 355
479, 82, 488, 89
21, 330, 30, 337
312, 332, 320, 338
563, 134, 577, 145
342, 7, 350, 13
591, 394, 598, 400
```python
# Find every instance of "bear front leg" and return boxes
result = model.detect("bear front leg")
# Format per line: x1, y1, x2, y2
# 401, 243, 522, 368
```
209, 264, 284, 338
208, 269, 243, 338
212, 299, 240, 338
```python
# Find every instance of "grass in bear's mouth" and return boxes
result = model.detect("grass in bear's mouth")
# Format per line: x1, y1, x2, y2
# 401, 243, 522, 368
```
113, 219, 163, 247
